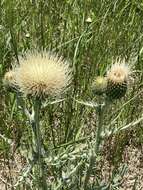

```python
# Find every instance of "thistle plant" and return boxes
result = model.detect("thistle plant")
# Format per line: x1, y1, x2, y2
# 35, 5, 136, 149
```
4, 55, 142, 190
83, 59, 132, 189
4, 51, 71, 189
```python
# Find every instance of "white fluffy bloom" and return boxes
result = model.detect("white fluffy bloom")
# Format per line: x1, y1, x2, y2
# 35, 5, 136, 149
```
107, 60, 130, 84
14, 51, 72, 97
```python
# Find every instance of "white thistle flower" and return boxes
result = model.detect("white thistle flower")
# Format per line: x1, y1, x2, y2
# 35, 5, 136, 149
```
14, 51, 72, 97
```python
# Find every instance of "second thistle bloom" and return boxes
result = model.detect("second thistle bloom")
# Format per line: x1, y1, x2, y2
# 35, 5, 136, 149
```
106, 60, 130, 100
14, 51, 72, 97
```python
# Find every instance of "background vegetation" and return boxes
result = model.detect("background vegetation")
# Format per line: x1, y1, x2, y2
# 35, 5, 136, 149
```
0, 0, 143, 189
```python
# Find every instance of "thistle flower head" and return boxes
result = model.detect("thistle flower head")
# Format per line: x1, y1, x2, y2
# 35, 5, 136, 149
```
14, 51, 71, 98
3, 70, 16, 87
106, 60, 131, 100
107, 61, 130, 84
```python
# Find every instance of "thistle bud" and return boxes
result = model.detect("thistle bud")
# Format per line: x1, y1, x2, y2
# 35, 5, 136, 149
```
92, 76, 107, 95
3, 70, 16, 90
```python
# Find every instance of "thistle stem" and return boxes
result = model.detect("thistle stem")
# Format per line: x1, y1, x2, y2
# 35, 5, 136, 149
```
83, 103, 105, 189
95, 104, 104, 153
33, 98, 41, 160
32, 97, 47, 190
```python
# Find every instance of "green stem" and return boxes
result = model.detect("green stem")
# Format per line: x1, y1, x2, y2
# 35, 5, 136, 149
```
95, 104, 104, 153
33, 98, 41, 160
83, 103, 105, 189
32, 97, 47, 190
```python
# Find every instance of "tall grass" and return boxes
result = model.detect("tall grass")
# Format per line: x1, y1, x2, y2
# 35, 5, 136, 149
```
0, 0, 143, 189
